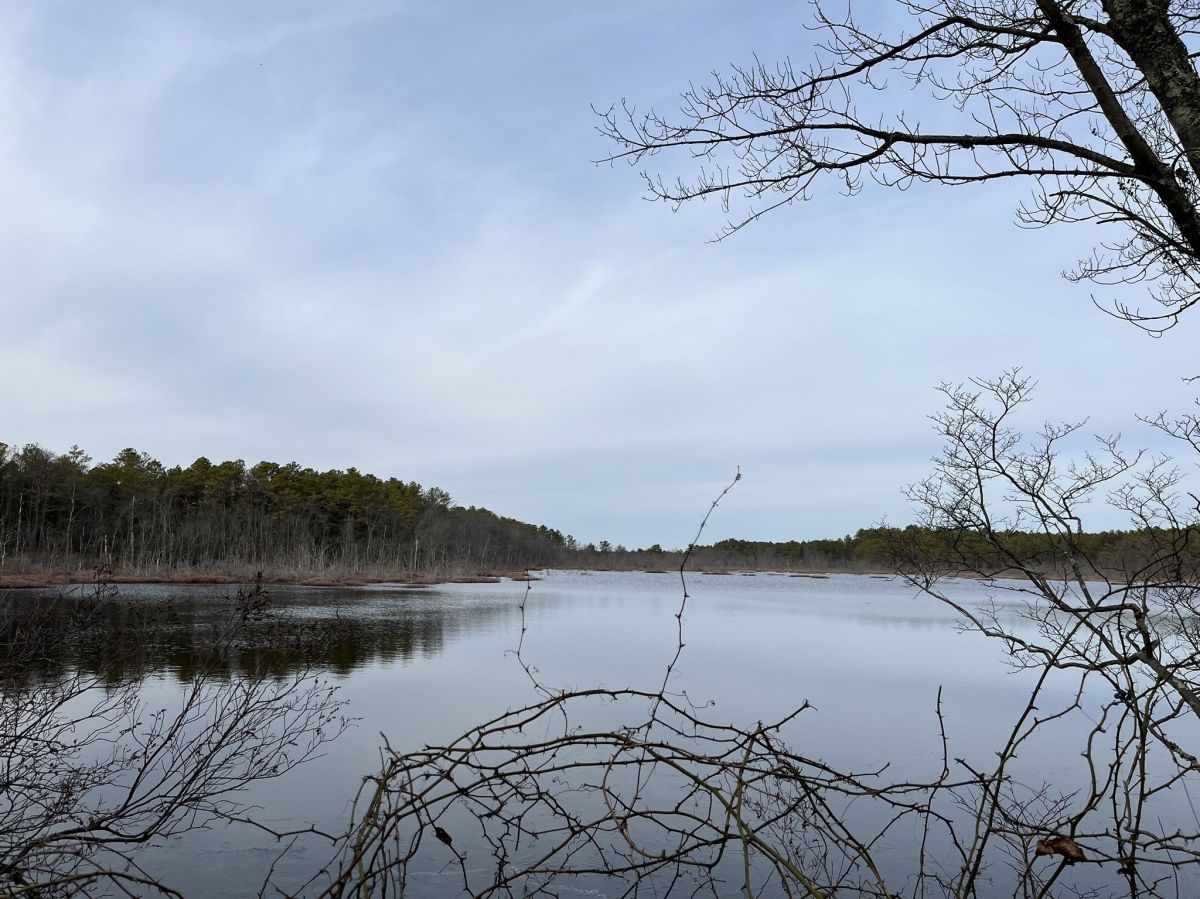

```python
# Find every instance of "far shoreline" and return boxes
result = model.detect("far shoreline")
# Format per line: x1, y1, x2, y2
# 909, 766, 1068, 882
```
0, 569, 542, 590
0, 565, 1091, 591
0, 566, 888, 591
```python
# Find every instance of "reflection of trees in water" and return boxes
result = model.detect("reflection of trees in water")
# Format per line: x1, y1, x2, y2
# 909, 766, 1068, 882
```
1, 590, 516, 682
1, 578, 350, 897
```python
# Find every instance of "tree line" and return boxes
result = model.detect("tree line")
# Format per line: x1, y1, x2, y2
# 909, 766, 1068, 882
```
710, 526, 1198, 576
5, 440, 1186, 579
0, 442, 570, 576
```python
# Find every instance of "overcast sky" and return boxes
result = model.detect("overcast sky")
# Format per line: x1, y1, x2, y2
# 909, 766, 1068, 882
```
2, 1, 1197, 548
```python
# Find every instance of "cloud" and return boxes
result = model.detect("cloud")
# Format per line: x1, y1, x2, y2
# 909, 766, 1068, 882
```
2, 1, 1196, 547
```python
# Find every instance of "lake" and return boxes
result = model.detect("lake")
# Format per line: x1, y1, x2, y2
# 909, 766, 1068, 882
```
8, 570, 1197, 897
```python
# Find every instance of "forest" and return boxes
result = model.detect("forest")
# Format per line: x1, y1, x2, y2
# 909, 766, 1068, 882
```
0, 441, 569, 577
1, 441, 1182, 581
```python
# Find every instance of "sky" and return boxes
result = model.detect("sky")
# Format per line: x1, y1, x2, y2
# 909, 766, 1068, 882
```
2, 0, 1197, 549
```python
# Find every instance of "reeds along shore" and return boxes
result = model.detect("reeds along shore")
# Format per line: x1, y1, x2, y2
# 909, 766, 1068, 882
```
0, 567, 545, 591
0, 564, 838, 591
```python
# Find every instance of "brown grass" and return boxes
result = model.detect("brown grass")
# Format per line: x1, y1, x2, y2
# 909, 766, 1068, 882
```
394, 574, 443, 587
0, 570, 456, 591
0, 572, 246, 589
476, 568, 544, 582
0, 574, 70, 589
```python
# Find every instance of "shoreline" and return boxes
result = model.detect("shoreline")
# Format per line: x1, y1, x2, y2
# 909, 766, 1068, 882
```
0, 569, 543, 591
0, 566, 1067, 591
0, 567, 877, 591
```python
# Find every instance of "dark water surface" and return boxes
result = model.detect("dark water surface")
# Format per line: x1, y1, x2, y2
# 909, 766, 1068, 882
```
11, 571, 1192, 896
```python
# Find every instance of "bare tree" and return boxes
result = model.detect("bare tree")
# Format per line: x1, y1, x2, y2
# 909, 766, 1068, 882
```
898, 371, 1200, 727
600, 1, 1200, 332
886, 371, 1200, 893
290, 462, 1200, 898
285, 5, 1200, 894
0, 574, 349, 897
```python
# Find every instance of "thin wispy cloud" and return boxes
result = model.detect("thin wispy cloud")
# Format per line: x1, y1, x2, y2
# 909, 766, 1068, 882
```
3, 1, 1195, 547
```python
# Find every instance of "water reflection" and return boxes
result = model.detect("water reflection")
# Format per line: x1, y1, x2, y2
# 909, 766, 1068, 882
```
1, 584, 519, 682
14, 572, 1199, 898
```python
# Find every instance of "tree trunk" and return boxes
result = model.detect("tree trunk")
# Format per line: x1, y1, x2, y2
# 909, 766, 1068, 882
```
1105, 0, 1200, 181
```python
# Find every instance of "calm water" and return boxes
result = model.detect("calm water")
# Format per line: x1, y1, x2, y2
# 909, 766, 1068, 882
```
11, 571, 1196, 896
